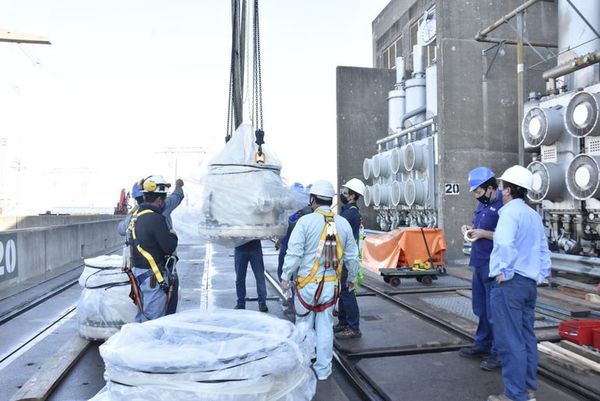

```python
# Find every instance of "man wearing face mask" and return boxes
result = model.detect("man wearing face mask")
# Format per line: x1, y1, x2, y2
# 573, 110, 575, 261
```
127, 175, 179, 322
335, 178, 365, 339
459, 167, 503, 371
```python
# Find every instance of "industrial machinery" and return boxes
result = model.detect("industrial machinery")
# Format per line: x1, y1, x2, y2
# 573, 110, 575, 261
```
520, 0, 600, 276
363, 11, 439, 232
114, 189, 130, 215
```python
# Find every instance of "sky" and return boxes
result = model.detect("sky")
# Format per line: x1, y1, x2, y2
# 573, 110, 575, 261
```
0, 0, 389, 214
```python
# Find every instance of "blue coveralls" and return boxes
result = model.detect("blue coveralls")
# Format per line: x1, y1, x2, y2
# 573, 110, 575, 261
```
469, 193, 503, 355
234, 239, 267, 307
338, 203, 361, 331
489, 198, 551, 401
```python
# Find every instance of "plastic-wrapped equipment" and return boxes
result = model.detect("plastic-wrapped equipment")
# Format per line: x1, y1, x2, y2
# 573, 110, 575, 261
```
76, 255, 137, 341
198, 124, 306, 246
89, 309, 317, 401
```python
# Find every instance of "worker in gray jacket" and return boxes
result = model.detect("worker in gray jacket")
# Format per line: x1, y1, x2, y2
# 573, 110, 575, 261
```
281, 180, 359, 381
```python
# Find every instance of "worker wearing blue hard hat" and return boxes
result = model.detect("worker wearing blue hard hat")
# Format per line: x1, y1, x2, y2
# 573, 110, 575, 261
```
487, 166, 551, 401
459, 166, 503, 371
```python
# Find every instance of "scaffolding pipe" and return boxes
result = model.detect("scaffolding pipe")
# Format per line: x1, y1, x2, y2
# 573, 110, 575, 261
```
477, 36, 557, 48
475, 0, 541, 42
376, 118, 435, 146
542, 51, 600, 80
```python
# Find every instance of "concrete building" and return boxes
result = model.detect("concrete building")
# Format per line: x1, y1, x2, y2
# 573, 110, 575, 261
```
338, 0, 558, 261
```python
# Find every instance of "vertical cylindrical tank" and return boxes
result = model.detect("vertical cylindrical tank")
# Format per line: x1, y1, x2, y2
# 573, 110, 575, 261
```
404, 77, 426, 127
388, 88, 406, 132
558, 0, 600, 88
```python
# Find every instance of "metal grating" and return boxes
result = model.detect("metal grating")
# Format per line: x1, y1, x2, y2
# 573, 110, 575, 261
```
541, 145, 558, 163
421, 295, 559, 328
586, 137, 600, 156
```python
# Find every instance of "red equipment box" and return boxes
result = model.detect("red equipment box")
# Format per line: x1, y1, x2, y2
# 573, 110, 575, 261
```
593, 328, 600, 349
558, 320, 600, 346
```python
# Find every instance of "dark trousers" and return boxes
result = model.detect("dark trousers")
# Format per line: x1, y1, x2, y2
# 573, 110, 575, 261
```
491, 274, 538, 401
277, 244, 287, 280
234, 241, 267, 305
472, 263, 494, 353
337, 268, 360, 330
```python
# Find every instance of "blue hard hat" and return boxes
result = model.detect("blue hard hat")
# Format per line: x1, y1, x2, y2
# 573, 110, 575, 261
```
291, 182, 304, 192
468, 167, 495, 192
131, 182, 143, 199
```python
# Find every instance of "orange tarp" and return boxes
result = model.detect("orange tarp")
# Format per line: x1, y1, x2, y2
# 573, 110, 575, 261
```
362, 228, 447, 273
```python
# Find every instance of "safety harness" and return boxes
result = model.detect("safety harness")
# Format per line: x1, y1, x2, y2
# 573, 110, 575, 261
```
123, 208, 177, 317
294, 210, 343, 317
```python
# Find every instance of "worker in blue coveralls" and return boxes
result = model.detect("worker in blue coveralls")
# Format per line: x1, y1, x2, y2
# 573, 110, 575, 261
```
119, 177, 184, 314
459, 167, 503, 371
233, 239, 269, 313
487, 165, 551, 401
276, 183, 313, 314
281, 180, 359, 381
127, 175, 178, 322
334, 178, 366, 340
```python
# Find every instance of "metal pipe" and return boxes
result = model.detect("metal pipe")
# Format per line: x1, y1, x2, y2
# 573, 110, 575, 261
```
475, 0, 541, 41
400, 105, 427, 129
542, 51, 600, 80
477, 36, 557, 48
376, 118, 435, 146
551, 252, 600, 278
517, 12, 525, 166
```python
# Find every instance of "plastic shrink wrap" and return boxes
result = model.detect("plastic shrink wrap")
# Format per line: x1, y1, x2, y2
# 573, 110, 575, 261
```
198, 124, 306, 246
89, 309, 317, 401
77, 255, 137, 341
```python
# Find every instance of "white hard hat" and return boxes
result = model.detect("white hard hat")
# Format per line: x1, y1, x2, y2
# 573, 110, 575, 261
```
310, 180, 335, 199
140, 175, 171, 194
342, 178, 366, 196
498, 165, 533, 191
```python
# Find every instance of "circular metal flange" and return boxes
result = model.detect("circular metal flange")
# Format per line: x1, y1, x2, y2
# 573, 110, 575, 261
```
565, 91, 600, 138
566, 153, 600, 200
521, 106, 563, 147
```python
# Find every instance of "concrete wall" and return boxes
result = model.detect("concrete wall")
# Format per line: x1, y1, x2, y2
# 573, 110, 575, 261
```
0, 214, 120, 230
0, 217, 123, 298
436, 0, 557, 261
336, 66, 396, 229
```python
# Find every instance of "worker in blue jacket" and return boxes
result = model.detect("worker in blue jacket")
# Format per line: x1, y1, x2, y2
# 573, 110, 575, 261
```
459, 167, 503, 371
487, 165, 551, 401
127, 176, 178, 322
335, 178, 365, 340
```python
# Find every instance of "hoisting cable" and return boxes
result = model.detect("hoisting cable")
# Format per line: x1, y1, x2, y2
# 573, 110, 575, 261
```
225, 2, 237, 143
253, 0, 266, 163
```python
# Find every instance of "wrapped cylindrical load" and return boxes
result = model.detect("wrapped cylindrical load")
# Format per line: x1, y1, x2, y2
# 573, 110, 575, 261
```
90, 309, 317, 401
77, 255, 137, 341
198, 124, 306, 247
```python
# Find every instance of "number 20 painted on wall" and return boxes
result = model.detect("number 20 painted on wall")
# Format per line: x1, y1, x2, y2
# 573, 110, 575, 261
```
0, 235, 18, 280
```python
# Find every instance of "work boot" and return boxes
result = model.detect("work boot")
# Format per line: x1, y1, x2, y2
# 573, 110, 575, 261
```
335, 327, 362, 339
234, 304, 245, 310
259, 303, 269, 313
333, 323, 348, 333
480, 355, 501, 371
527, 389, 537, 401
458, 346, 490, 359
487, 394, 512, 401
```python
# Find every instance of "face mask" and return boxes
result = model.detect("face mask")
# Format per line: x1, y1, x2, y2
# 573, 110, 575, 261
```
477, 188, 491, 205
340, 194, 349, 204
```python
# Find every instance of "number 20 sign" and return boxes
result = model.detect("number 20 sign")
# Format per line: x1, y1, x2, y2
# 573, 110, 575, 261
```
0, 234, 18, 282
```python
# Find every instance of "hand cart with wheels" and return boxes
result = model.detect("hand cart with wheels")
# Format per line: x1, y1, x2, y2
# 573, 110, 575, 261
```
378, 227, 446, 287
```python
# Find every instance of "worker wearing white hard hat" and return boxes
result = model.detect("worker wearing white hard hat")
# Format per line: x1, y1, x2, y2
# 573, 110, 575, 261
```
334, 178, 365, 340
281, 179, 359, 381
486, 165, 551, 401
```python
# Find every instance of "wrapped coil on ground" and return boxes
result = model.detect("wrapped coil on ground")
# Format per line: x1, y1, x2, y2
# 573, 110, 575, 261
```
90, 309, 317, 401
76, 255, 136, 341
